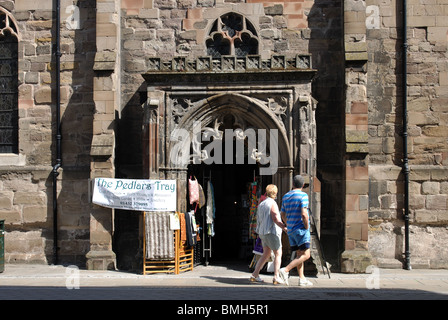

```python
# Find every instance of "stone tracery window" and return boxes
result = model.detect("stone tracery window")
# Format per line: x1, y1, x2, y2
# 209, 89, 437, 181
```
0, 8, 18, 153
206, 12, 258, 59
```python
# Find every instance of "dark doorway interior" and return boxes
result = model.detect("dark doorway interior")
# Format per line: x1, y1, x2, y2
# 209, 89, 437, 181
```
113, 162, 272, 271
189, 162, 272, 266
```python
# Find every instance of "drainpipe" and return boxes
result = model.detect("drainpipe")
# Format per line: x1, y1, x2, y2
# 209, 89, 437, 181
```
401, 0, 411, 270
52, 0, 62, 265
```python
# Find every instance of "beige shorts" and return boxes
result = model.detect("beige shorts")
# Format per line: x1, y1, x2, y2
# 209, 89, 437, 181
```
259, 233, 282, 251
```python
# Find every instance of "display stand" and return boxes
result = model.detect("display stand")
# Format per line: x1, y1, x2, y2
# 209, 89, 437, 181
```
143, 212, 194, 275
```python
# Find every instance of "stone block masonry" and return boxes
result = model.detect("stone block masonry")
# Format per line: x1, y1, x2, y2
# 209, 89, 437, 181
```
0, 169, 90, 265
367, 0, 448, 268
0, 0, 95, 265
342, 0, 372, 273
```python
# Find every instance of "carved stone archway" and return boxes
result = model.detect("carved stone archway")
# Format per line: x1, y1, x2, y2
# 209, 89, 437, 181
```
171, 92, 291, 168
141, 54, 320, 264
166, 91, 293, 210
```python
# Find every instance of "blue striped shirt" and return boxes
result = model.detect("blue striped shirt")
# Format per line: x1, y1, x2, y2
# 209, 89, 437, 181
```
281, 189, 309, 233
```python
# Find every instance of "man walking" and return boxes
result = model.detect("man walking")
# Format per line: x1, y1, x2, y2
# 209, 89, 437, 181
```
278, 175, 313, 286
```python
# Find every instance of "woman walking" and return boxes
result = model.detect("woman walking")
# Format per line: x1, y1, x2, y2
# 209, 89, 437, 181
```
249, 184, 287, 284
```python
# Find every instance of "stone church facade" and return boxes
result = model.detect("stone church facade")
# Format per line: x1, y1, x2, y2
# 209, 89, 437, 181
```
0, 0, 447, 272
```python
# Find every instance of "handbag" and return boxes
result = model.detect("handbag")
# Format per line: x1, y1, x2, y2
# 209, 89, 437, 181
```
253, 237, 263, 255
188, 176, 199, 205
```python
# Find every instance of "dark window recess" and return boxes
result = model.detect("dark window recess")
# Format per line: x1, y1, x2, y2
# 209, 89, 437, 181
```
206, 12, 259, 59
0, 11, 18, 154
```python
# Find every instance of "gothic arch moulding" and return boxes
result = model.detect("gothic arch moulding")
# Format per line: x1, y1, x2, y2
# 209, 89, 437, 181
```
0, 7, 19, 40
167, 92, 292, 175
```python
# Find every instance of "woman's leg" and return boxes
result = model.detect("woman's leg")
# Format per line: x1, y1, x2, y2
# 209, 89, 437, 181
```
272, 248, 282, 279
252, 247, 272, 278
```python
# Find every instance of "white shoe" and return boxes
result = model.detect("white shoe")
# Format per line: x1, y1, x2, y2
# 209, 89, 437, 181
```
249, 275, 264, 283
278, 268, 289, 286
298, 277, 313, 287
273, 277, 286, 285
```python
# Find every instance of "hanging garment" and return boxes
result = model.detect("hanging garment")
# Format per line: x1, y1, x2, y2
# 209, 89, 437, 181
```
206, 181, 215, 223
249, 182, 258, 239
206, 180, 216, 236
207, 223, 215, 237
145, 212, 175, 260
179, 212, 187, 242
196, 225, 201, 242
185, 210, 197, 247
198, 183, 206, 208
188, 176, 199, 205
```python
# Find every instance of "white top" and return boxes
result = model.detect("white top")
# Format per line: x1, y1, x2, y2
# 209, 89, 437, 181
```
255, 197, 282, 237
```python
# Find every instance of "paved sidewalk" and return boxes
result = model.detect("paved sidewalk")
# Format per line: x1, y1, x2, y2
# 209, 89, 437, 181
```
1, 263, 448, 300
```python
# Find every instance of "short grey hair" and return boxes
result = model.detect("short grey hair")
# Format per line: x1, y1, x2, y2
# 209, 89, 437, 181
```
293, 175, 305, 188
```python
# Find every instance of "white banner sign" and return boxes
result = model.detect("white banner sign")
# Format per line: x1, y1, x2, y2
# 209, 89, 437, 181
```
92, 178, 176, 212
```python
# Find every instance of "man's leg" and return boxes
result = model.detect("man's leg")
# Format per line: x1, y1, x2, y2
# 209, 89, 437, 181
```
284, 248, 310, 274
295, 248, 310, 279
279, 248, 312, 286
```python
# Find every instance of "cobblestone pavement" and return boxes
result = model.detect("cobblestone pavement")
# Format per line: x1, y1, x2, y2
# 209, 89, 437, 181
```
1, 263, 447, 302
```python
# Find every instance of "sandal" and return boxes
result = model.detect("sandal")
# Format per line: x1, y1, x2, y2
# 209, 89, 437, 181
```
249, 275, 264, 283
273, 277, 285, 285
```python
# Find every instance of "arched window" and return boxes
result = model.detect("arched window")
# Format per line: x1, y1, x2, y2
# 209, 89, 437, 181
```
0, 8, 18, 153
206, 12, 258, 59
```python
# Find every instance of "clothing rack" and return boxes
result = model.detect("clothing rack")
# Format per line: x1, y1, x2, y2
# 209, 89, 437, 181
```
143, 212, 194, 275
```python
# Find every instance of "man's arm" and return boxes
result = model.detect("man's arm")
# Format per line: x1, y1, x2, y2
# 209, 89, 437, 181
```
301, 207, 309, 230
281, 211, 287, 225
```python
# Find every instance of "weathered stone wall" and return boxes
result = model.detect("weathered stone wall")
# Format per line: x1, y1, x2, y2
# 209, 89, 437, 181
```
308, 1, 345, 269
339, 0, 373, 273
0, 0, 95, 265
367, 0, 448, 268
0, 169, 50, 263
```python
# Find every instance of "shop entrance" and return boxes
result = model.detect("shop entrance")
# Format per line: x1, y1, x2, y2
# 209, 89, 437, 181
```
189, 162, 272, 266
137, 83, 319, 271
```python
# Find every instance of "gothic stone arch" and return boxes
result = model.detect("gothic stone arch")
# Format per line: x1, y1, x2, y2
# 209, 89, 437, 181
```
171, 92, 290, 171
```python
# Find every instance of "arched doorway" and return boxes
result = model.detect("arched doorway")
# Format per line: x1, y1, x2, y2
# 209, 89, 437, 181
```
166, 93, 291, 265
140, 53, 318, 270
